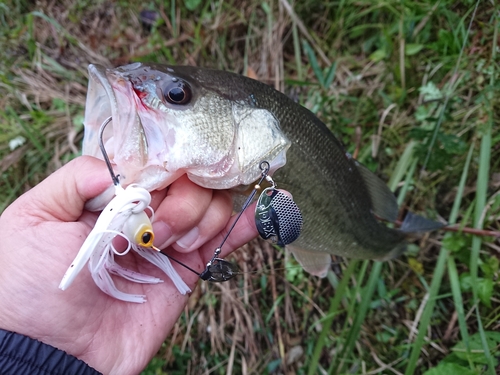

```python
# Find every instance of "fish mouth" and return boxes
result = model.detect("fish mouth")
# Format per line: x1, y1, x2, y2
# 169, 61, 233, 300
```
82, 63, 151, 186
81, 64, 116, 158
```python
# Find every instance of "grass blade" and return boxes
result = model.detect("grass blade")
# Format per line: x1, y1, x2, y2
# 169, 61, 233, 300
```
292, 20, 303, 81
447, 257, 473, 368
388, 141, 415, 192
307, 260, 359, 375
468, 4, 497, 374
445, 143, 475, 369
420, 1, 480, 173
404, 249, 448, 375
302, 39, 324, 88
332, 261, 382, 374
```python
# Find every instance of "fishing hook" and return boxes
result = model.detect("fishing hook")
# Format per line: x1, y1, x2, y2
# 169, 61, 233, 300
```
99, 116, 120, 186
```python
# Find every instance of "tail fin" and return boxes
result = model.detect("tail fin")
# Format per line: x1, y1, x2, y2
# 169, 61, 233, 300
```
400, 211, 445, 233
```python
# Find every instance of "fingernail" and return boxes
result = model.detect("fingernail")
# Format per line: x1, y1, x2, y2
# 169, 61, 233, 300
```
152, 221, 173, 249
176, 227, 199, 249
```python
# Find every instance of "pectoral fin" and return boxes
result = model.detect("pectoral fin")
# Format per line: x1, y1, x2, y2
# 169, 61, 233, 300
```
288, 245, 331, 278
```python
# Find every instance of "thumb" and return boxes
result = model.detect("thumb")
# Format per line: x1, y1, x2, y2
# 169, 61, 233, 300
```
14, 156, 112, 222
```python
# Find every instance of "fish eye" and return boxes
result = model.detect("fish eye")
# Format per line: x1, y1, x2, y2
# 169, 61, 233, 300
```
163, 81, 192, 105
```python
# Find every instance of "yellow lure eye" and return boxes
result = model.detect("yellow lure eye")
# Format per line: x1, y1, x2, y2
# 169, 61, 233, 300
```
138, 229, 154, 247
123, 211, 155, 248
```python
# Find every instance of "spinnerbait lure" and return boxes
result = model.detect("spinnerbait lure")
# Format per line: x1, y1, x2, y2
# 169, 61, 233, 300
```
59, 117, 190, 303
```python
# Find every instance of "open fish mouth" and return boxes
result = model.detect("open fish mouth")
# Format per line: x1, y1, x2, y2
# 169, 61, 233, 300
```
82, 63, 168, 191
82, 64, 117, 160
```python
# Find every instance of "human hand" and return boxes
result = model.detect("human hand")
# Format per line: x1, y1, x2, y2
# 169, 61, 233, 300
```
0, 156, 258, 374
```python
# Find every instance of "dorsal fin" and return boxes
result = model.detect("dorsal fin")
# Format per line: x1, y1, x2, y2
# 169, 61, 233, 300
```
355, 162, 398, 222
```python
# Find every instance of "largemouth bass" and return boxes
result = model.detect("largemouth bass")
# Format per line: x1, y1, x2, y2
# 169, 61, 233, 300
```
83, 63, 440, 277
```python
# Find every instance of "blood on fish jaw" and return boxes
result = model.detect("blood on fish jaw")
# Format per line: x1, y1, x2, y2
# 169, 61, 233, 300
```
133, 87, 148, 101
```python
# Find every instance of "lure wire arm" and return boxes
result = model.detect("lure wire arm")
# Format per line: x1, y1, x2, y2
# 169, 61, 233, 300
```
200, 161, 272, 281
211, 161, 271, 259
99, 116, 120, 186
159, 251, 202, 277
157, 161, 273, 283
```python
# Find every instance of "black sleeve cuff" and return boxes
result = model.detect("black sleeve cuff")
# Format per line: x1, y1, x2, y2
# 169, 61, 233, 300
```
0, 329, 102, 375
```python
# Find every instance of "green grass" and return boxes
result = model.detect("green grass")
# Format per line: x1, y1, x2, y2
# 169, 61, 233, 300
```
1, 0, 499, 374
